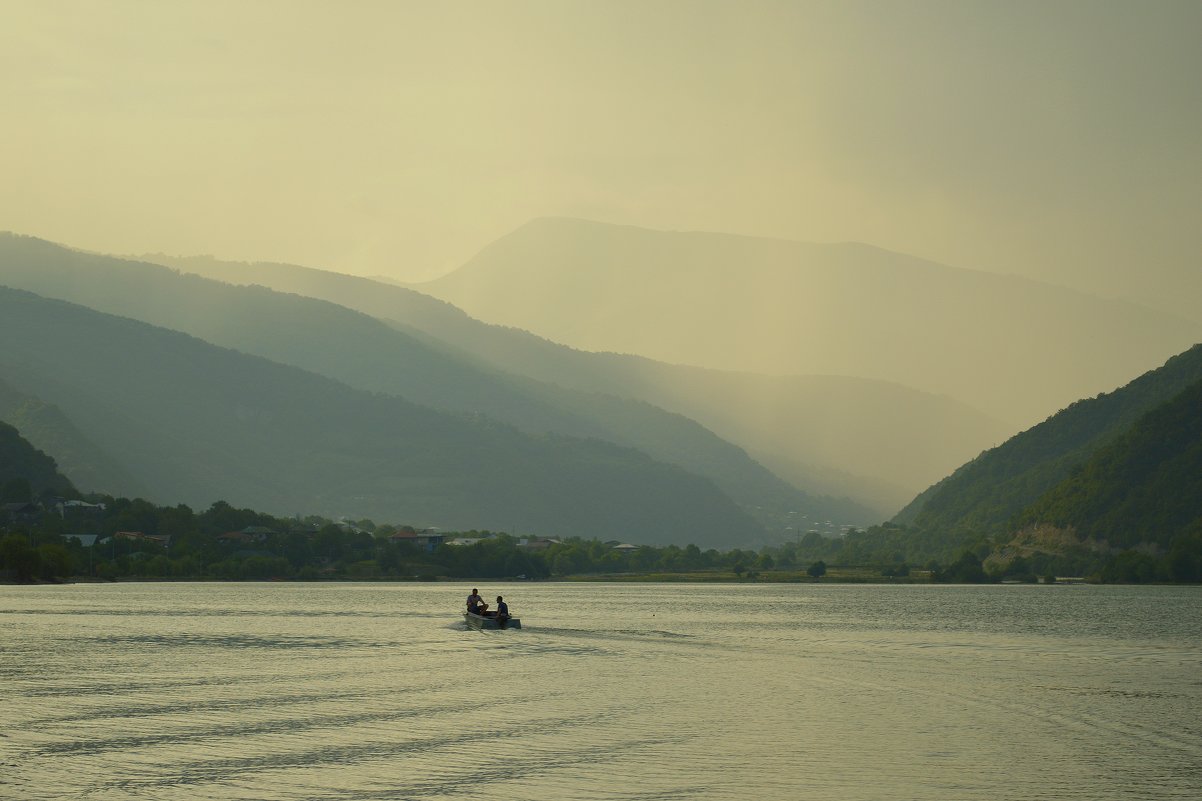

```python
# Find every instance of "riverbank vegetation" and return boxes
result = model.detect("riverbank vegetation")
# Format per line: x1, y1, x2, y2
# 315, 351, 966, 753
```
2, 486, 1195, 584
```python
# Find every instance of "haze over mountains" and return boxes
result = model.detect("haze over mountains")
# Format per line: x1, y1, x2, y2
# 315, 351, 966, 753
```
420, 218, 1200, 428
3, 4, 1197, 586
138, 246, 1010, 513
1, 216, 1197, 550
0, 283, 765, 546
1, 232, 877, 528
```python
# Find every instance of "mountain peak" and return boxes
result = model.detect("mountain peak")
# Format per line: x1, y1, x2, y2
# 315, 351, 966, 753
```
420, 220, 1201, 428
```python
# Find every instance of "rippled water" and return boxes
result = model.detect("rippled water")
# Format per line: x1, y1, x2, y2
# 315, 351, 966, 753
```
2, 582, 1200, 800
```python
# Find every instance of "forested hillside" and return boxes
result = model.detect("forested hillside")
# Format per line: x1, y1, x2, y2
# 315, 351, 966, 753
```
1018, 378, 1202, 550
894, 345, 1202, 547
793, 347, 1202, 581
0, 377, 144, 495
0, 421, 75, 499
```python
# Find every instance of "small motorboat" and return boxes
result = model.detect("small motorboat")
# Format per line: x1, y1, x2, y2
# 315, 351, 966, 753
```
463, 610, 521, 630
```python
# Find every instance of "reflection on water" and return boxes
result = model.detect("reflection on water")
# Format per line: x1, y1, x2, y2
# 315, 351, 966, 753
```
2, 582, 1200, 800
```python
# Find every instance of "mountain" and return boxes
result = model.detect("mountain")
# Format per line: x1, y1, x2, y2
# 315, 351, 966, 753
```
0, 286, 761, 546
894, 344, 1202, 550
0, 377, 144, 496
137, 249, 1010, 514
807, 344, 1202, 579
0, 232, 864, 531
0, 419, 76, 499
417, 217, 1200, 428
1015, 377, 1202, 551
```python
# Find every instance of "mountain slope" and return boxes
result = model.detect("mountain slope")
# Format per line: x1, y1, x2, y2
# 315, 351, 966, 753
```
0, 377, 144, 495
895, 344, 1202, 548
0, 232, 860, 530
139, 249, 1010, 514
0, 420, 76, 498
0, 286, 761, 546
418, 217, 1200, 427
1016, 377, 1202, 550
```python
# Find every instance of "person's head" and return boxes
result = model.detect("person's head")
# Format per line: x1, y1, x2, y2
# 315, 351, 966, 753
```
471, 588, 478, 594
496, 595, 503, 602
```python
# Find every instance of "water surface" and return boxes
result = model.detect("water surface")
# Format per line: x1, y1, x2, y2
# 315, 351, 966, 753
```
2, 582, 1199, 800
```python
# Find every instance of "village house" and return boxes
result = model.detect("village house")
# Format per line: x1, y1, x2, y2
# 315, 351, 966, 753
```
388, 528, 444, 552
115, 531, 171, 547
517, 537, 561, 551
57, 499, 107, 518
217, 526, 275, 545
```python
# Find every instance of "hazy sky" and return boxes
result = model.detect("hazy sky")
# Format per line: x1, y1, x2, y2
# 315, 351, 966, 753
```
4, 1, 1200, 317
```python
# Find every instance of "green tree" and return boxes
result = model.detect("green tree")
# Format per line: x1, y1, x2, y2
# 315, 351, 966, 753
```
1167, 530, 1202, 582
313, 525, 347, 562
938, 551, 987, 583
807, 560, 827, 578
36, 543, 72, 581
0, 533, 39, 581
1099, 551, 1163, 584
139, 554, 173, 578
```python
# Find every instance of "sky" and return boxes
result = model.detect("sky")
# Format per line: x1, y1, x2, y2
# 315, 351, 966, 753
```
3, 0, 1200, 319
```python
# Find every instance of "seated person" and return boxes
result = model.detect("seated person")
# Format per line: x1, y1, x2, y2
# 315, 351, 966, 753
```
466, 589, 488, 615
494, 595, 509, 624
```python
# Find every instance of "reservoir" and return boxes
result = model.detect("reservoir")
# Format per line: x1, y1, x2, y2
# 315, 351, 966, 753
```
2, 582, 1199, 800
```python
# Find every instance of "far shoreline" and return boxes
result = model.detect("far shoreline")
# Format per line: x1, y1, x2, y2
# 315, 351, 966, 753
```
3, 571, 1147, 587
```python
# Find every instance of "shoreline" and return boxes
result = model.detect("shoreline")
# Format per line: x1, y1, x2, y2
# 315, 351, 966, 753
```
1, 572, 1139, 586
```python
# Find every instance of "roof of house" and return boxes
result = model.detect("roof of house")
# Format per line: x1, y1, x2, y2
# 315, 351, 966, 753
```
62, 499, 106, 509
116, 531, 170, 544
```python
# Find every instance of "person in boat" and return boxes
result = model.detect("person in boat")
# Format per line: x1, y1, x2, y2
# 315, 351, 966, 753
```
494, 595, 510, 626
466, 588, 488, 616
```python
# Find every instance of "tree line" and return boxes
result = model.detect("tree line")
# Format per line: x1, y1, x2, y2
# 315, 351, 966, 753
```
759, 522, 1202, 584
4, 481, 1196, 584
0, 487, 801, 583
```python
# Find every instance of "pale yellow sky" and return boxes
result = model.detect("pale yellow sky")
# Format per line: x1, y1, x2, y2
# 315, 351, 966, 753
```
3, 1, 1200, 318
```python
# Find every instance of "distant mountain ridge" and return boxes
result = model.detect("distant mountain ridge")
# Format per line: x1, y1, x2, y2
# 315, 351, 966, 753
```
418, 217, 1200, 428
137, 246, 1010, 514
0, 231, 868, 531
0, 285, 760, 546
